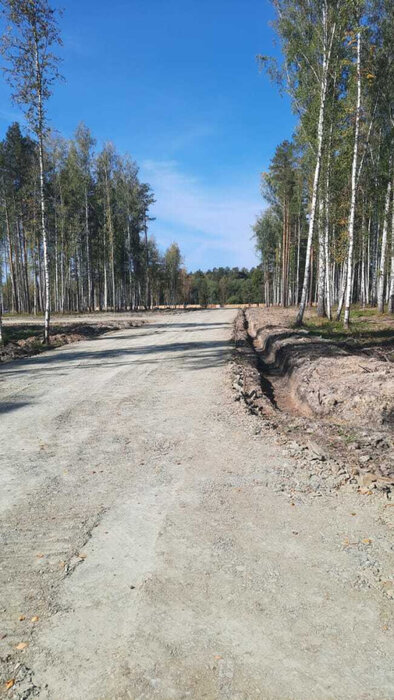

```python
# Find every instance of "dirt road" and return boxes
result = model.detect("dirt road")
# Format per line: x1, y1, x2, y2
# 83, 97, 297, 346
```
0, 310, 393, 699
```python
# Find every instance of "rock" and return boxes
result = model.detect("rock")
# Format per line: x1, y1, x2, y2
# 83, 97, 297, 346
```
309, 474, 321, 490
358, 473, 377, 488
307, 441, 326, 461
359, 455, 372, 464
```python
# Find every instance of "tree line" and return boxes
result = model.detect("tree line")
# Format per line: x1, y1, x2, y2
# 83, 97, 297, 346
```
162, 266, 265, 307
0, 120, 161, 315
0, 117, 208, 322
254, 0, 393, 326
0, 0, 191, 344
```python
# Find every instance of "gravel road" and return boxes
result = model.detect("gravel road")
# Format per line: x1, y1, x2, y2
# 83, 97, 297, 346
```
0, 310, 393, 699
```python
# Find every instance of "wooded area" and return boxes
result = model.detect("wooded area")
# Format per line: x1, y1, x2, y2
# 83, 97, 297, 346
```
0, 0, 192, 344
254, 0, 393, 326
0, 0, 393, 344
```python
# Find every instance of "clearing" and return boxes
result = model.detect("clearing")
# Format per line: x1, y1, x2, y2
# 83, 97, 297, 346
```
0, 309, 393, 700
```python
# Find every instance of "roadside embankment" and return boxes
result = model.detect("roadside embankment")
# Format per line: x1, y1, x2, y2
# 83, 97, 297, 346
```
0, 317, 145, 363
233, 307, 394, 494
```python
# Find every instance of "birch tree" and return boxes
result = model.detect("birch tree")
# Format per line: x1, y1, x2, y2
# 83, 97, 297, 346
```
377, 174, 392, 312
343, 30, 362, 329
0, 235, 3, 344
389, 176, 394, 313
1, 0, 62, 343
266, 1, 341, 325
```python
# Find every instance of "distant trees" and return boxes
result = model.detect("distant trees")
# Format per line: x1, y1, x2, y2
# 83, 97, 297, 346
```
0, 121, 160, 318
178, 267, 264, 306
164, 243, 182, 305
256, 0, 394, 321
0, 0, 164, 335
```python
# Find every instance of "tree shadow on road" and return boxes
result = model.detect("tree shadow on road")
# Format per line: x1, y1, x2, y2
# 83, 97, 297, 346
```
0, 336, 234, 378
0, 401, 31, 414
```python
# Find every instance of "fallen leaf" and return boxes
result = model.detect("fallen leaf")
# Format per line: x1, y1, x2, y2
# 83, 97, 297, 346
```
78, 553, 87, 559
362, 538, 372, 545
36, 553, 44, 559
19, 615, 25, 621
359, 488, 372, 495
15, 642, 28, 650
351, 512, 356, 516
31, 616, 39, 623
214, 655, 223, 660
5, 679, 15, 690
58, 560, 66, 569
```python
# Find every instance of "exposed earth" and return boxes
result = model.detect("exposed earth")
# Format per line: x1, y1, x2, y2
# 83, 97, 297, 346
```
0, 309, 393, 699
238, 307, 394, 492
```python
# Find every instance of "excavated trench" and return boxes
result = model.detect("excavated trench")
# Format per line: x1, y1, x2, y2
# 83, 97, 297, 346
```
234, 308, 394, 489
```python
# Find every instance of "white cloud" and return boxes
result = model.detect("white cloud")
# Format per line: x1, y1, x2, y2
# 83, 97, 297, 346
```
140, 159, 263, 270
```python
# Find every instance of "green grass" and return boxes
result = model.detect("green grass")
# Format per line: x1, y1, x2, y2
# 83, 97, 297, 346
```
2, 324, 44, 344
301, 307, 394, 347
2, 323, 67, 345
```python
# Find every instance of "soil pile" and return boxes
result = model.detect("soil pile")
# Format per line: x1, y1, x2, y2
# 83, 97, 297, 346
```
0, 319, 145, 364
234, 307, 394, 492
246, 308, 394, 431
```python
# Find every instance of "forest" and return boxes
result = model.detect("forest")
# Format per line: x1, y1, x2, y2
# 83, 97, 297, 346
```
0, 121, 190, 316
254, 0, 393, 326
0, 0, 393, 343
0, 115, 262, 320
0, 0, 199, 344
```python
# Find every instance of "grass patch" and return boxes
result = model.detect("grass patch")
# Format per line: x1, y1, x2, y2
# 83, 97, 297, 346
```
302, 307, 394, 348
2, 324, 67, 345
3, 325, 44, 344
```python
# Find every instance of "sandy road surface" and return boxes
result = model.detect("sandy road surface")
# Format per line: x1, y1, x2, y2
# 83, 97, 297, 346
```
0, 309, 393, 700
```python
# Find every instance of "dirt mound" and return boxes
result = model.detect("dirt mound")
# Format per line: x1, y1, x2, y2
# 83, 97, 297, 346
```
233, 308, 394, 493
246, 308, 394, 432
0, 319, 145, 364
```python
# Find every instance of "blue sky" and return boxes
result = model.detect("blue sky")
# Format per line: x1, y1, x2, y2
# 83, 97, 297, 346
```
0, 0, 296, 271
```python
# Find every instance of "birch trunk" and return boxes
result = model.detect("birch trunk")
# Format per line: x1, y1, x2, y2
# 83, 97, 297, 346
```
33, 34, 51, 343
317, 197, 325, 316
144, 218, 150, 308
296, 215, 300, 304
296, 7, 334, 326
377, 177, 392, 312
389, 173, 394, 313
336, 261, 347, 319
5, 200, 19, 312
343, 32, 361, 329
324, 173, 331, 319
0, 242, 3, 345
85, 187, 92, 311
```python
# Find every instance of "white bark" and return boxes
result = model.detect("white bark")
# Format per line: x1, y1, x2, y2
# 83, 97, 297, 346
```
343, 32, 361, 329
324, 185, 331, 319
296, 216, 301, 304
296, 6, 335, 325
34, 35, 50, 343
389, 176, 394, 313
85, 187, 92, 311
317, 197, 326, 316
0, 241, 3, 345
377, 177, 392, 312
